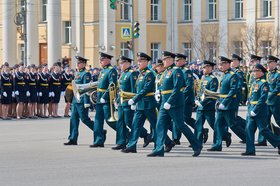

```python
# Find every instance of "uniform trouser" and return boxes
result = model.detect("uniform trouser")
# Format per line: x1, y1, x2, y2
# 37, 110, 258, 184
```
172, 103, 195, 140
212, 110, 246, 149
94, 103, 117, 145
194, 110, 215, 145
116, 106, 148, 145
153, 106, 202, 155
246, 115, 280, 153
68, 103, 93, 142
258, 105, 280, 143
127, 108, 157, 150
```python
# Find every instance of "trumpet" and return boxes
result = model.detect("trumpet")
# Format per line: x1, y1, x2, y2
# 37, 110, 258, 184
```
72, 80, 98, 103
108, 82, 117, 122
203, 89, 222, 100
119, 90, 136, 104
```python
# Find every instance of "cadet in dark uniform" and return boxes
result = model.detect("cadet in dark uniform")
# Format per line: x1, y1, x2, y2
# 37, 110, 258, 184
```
64, 56, 94, 145
121, 52, 157, 153
1, 62, 13, 120
147, 51, 202, 157
91, 53, 118, 147
207, 56, 246, 151
27, 64, 38, 119
37, 65, 50, 118
14, 65, 29, 119
61, 67, 74, 117
194, 60, 218, 145
49, 65, 62, 117
242, 64, 280, 156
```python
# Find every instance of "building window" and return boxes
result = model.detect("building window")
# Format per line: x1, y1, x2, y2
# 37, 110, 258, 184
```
19, 0, 24, 10
261, 41, 272, 56
183, 0, 192, 21
121, 43, 131, 58
19, 44, 24, 63
64, 21, 71, 44
263, 0, 272, 17
151, 43, 161, 63
151, 0, 160, 21
182, 42, 192, 60
41, 0, 47, 22
207, 0, 216, 20
120, 0, 130, 21
234, 0, 243, 19
233, 41, 243, 58
207, 42, 216, 60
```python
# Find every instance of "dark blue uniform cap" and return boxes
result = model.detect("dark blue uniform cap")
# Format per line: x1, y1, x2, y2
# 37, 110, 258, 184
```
119, 55, 133, 63
162, 51, 176, 59
30, 64, 36, 68
155, 59, 163, 66
231, 53, 243, 61
254, 63, 267, 73
175, 53, 187, 60
137, 52, 151, 61
13, 64, 19, 68
250, 54, 262, 61
266, 55, 279, 63
75, 56, 88, 63
3, 62, 9, 67
201, 60, 216, 66
219, 56, 231, 63
99, 52, 113, 60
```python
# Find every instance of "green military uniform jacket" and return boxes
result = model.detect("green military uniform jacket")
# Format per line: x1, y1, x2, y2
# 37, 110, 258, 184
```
181, 67, 195, 104
160, 64, 184, 108
73, 68, 92, 104
267, 68, 280, 106
132, 67, 156, 110
97, 64, 118, 104
233, 66, 244, 102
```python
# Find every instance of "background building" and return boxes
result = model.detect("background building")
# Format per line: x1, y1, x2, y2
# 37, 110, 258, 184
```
0, 0, 279, 67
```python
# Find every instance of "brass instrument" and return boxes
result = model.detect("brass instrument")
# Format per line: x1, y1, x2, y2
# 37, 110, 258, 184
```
108, 82, 117, 122
203, 89, 222, 100
119, 90, 136, 104
72, 80, 98, 103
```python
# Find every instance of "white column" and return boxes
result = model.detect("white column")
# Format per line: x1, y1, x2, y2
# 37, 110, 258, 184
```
275, 0, 280, 55
27, 0, 39, 65
193, 0, 202, 59
47, 0, 61, 67
246, 0, 256, 54
2, 0, 17, 65
71, 0, 84, 62
137, 0, 147, 53
219, 0, 228, 56
173, 0, 178, 52
166, 0, 172, 51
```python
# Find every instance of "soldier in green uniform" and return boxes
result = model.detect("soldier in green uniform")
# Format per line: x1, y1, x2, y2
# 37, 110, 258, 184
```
207, 56, 246, 151
64, 56, 94, 145
121, 52, 157, 153
194, 60, 218, 145
147, 51, 202, 157
242, 63, 280, 156
154, 59, 165, 110
91, 52, 118, 148
247, 54, 262, 100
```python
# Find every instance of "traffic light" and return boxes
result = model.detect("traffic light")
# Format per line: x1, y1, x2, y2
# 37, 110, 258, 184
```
109, 0, 117, 10
133, 22, 140, 38
126, 41, 132, 50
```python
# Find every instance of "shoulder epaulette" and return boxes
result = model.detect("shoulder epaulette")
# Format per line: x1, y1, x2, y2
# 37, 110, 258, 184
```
146, 70, 150, 73
210, 75, 215, 78
261, 79, 266, 83
129, 69, 134, 72
109, 66, 113, 69
278, 70, 280, 73
184, 67, 189, 71
230, 71, 235, 75
173, 67, 178, 69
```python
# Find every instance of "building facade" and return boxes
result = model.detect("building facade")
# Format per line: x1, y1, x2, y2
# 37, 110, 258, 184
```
0, 0, 279, 67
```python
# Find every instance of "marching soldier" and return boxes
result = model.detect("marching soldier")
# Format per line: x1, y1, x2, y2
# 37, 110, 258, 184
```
27, 64, 38, 119
1, 62, 13, 120
242, 63, 280, 156
154, 59, 165, 110
207, 56, 246, 152
194, 60, 218, 145
121, 52, 157, 153
91, 52, 118, 148
61, 67, 74, 117
37, 65, 50, 118
247, 54, 262, 100
64, 56, 94, 145
147, 51, 202, 157
49, 65, 62, 117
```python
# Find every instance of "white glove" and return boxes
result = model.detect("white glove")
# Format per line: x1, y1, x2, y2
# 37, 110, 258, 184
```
164, 102, 171, 110
131, 105, 136, 110
26, 91, 30, 97
100, 98, 106, 103
250, 111, 256, 117
12, 91, 15, 98
51, 92, 55, 97
38, 92, 42, 97
48, 92, 52, 97
61, 91, 65, 96
128, 99, 134, 105
155, 90, 160, 96
218, 104, 225, 110
15, 90, 19, 95
195, 100, 202, 107
84, 104, 91, 108
3, 92, 7, 97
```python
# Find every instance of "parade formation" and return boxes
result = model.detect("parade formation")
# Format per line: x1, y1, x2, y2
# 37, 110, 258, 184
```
1, 51, 280, 157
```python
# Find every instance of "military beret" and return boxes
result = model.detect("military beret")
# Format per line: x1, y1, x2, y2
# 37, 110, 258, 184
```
231, 53, 243, 61
119, 55, 133, 63
162, 51, 176, 59
76, 56, 88, 63
155, 59, 163, 66
266, 55, 279, 63
254, 63, 267, 73
137, 52, 151, 61
201, 60, 216, 66
175, 53, 187, 61
3, 62, 9, 67
99, 52, 113, 60
250, 54, 262, 61
219, 56, 231, 63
